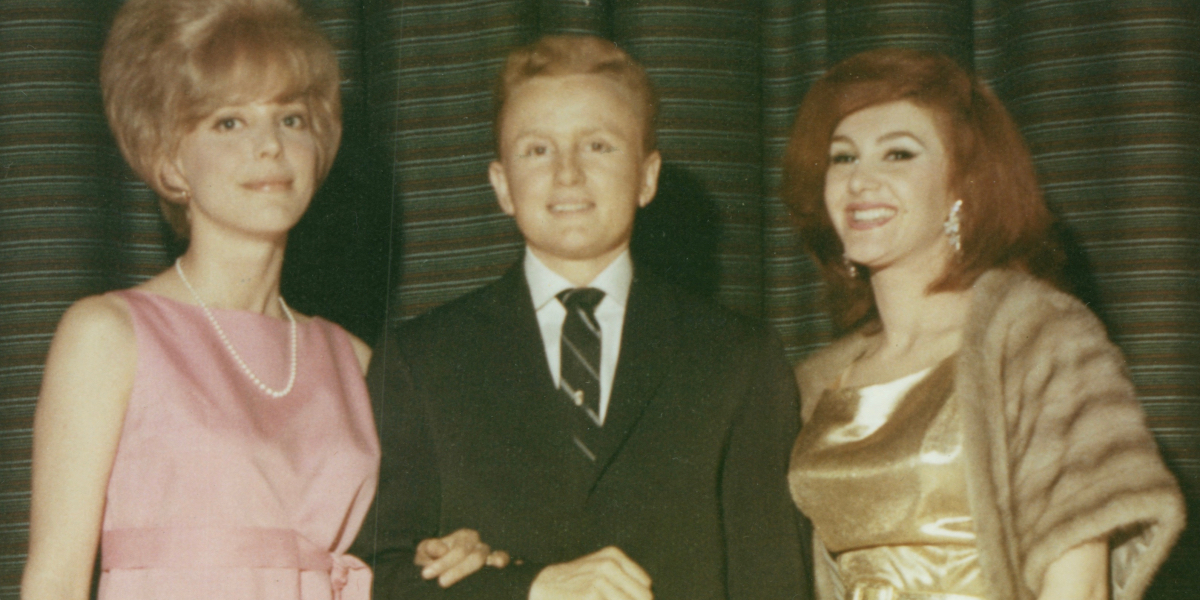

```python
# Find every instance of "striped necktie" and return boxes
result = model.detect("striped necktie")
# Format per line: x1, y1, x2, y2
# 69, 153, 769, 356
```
557, 287, 606, 460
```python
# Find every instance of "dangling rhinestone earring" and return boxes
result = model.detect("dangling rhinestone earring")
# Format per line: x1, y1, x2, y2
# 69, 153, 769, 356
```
943, 199, 963, 255
842, 254, 858, 278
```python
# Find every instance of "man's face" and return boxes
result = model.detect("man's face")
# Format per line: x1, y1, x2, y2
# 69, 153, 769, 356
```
489, 73, 661, 276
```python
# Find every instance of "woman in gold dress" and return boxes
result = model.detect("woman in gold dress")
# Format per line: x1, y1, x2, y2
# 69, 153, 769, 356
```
782, 48, 1184, 600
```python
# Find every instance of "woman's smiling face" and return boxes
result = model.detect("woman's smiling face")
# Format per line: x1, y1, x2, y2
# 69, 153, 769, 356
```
824, 100, 957, 276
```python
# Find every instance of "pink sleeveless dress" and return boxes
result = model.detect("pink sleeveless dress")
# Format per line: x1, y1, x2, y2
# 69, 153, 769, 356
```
98, 290, 380, 600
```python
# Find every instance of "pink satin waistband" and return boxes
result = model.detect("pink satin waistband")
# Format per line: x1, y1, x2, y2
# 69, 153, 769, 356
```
102, 527, 336, 571
101, 527, 372, 599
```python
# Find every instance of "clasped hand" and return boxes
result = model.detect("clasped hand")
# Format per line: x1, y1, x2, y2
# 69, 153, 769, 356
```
413, 534, 652, 599
530, 546, 653, 600
414, 528, 510, 587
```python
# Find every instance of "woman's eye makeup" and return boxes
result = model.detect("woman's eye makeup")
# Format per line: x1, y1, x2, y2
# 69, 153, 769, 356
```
214, 117, 240, 130
827, 147, 917, 163
885, 148, 917, 160
282, 114, 307, 128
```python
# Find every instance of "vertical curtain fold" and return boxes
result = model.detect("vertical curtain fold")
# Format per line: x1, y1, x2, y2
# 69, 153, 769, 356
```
0, 5, 148, 597
376, 0, 526, 320
627, 2, 769, 314
760, 0, 832, 357
1, 1, 1196, 597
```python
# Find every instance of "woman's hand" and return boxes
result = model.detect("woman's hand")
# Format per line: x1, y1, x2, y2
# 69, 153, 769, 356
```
414, 528, 510, 587
1038, 539, 1108, 600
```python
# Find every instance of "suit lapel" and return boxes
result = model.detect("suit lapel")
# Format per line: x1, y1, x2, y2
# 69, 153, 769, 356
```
474, 264, 570, 458
585, 271, 679, 490
477, 264, 680, 494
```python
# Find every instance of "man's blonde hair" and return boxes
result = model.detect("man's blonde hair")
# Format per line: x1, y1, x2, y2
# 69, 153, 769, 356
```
494, 35, 658, 153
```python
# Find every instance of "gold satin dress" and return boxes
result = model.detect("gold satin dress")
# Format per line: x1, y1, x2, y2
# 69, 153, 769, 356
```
791, 357, 987, 600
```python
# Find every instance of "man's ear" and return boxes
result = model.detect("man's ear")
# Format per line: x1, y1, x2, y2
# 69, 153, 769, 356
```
637, 150, 662, 208
488, 160, 515, 216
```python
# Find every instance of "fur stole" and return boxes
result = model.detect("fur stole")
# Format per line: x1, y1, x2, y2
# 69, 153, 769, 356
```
792, 269, 1184, 600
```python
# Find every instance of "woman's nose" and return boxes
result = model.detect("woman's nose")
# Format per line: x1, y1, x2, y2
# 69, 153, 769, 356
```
256, 124, 283, 158
847, 163, 878, 193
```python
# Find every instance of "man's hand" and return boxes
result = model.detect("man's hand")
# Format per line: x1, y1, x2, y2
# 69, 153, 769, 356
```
414, 528, 510, 588
529, 546, 652, 600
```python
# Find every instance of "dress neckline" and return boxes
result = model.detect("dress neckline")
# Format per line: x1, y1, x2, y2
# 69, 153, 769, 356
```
834, 351, 957, 393
859, 365, 933, 394
123, 288, 310, 325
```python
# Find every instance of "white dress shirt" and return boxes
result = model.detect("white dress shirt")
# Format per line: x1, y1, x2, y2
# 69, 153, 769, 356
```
524, 249, 632, 425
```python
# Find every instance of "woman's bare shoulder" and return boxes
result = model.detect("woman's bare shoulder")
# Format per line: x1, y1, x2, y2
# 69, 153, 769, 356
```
38, 292, 138, 425
55, 293, 134, 345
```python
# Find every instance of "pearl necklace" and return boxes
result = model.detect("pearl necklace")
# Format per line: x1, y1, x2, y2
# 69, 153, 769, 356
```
174, 259, 297, 398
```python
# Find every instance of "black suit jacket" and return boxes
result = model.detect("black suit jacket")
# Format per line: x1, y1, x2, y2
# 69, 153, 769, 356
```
352, 263, 811, 600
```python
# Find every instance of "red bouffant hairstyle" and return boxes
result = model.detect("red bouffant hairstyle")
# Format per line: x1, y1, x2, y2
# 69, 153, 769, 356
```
782, 48, 1062, 331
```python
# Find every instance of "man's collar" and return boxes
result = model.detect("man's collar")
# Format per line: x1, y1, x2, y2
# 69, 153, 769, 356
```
524, 248, 634, 311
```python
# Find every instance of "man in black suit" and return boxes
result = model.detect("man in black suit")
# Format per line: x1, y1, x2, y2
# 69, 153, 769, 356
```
353, 35, 810, 600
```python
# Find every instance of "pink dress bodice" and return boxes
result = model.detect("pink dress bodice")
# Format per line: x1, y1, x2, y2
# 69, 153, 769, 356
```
98, 290, 379, 600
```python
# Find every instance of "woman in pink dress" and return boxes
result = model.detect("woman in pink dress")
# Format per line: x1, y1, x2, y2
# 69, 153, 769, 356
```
20, 1, 504, 598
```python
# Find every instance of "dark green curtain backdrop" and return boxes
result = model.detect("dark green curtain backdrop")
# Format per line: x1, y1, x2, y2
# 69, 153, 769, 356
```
1, 0, 1197, 598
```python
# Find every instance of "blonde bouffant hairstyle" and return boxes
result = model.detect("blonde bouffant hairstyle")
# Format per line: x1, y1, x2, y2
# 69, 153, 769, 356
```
100, 0, 342, 237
